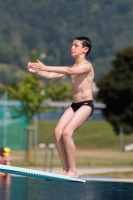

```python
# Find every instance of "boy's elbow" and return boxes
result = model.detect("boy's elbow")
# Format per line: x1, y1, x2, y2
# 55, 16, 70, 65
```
67, 68, 75, 75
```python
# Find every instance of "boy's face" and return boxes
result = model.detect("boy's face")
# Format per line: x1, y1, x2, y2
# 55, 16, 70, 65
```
71, 39, 88, 58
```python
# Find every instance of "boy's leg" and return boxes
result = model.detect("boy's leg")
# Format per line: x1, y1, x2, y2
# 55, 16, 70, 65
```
62, 106, 92, 177
54, 107, 74, 174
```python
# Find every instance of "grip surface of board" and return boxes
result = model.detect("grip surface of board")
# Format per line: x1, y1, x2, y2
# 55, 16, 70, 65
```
0, 164, 85, 183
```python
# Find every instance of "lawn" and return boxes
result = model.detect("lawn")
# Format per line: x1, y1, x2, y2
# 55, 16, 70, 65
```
9, 120, 133, 172
37, 120, 133, 149
11, 148, 133, 168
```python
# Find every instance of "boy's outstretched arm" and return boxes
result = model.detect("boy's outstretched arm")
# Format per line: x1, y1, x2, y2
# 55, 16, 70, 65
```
32, 60, 92, 75
27, 61, 65, 79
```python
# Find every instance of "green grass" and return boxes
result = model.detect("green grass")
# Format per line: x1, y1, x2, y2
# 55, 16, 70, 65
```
10, 149, 133, 168
9, 120, 133, 169
38, 120, 133, 149
76, 149, 133, 167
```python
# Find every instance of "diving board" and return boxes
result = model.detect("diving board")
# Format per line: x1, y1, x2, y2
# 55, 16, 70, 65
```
0, 164, 85, 183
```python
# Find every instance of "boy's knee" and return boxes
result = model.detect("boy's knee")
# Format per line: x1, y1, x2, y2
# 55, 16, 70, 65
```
62, 129, 71, 140
54, 128, 63, 141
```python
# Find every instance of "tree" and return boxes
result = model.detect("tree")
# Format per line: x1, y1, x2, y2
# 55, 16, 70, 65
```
0, 84, 5, 98
97, 46, 133, 134
45, 81, 72, 101
6, 49, 48, 122
7, 74, 47, 123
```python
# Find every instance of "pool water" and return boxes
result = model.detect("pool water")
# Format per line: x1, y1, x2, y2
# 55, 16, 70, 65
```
0, 176, 133, 200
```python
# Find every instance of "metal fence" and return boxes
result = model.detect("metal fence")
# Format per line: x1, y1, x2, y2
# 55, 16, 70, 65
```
0, 100, 29, 150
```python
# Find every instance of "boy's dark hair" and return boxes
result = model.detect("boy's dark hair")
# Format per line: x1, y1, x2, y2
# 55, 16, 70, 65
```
74, 36, 92, 56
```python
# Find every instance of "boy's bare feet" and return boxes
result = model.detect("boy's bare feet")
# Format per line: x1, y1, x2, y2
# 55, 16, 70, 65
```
59, 170, 67, 175
65, 170, 78, 178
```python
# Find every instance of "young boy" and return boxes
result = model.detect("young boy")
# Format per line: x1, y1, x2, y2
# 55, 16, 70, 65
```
0, 147, 11, 166
27, 37, 94, 178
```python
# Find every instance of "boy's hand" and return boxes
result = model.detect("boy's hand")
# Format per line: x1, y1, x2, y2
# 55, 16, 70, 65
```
30, 60, 47, 71
27, 61, 36, 73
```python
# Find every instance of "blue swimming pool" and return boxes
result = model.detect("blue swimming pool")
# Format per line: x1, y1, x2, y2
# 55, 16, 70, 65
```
0, 176, 133, 200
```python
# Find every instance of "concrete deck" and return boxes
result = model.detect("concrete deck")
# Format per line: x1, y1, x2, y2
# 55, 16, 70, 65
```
29, 167, 133, 182
34, 167, 133, 175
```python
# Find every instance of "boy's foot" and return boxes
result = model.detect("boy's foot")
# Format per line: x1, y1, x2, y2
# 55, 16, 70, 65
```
65, 170, 78, 178
59, 170, 67, 175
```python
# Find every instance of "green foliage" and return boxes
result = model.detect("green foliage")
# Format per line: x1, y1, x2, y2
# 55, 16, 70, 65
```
0, 64, 27, 84
7, 74, 47, 122
28, 50, 42, 62
6, 72, 72, 121
45, 81, 72, 101
0, 85, 5, 98
1, 0, 133, 83
97, 47, 133, 134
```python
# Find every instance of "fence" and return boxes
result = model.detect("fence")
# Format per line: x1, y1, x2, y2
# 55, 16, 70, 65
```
0, 100, 29, 150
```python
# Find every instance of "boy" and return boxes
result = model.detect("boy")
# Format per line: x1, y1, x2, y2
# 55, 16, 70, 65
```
27, 37, 94, 178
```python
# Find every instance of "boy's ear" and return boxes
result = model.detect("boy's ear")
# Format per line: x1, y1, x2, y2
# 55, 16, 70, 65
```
83, 46, 89, 54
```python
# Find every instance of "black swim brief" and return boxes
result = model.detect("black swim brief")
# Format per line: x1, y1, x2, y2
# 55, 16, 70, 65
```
71, 100, 94, 117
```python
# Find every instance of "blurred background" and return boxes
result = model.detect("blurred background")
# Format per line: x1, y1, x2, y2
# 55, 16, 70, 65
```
0, 0, 133, 178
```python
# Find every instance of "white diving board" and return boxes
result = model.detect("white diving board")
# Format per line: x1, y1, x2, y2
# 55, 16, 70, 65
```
0, 164, 85, 183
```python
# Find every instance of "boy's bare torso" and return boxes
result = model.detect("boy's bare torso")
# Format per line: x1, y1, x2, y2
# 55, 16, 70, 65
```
70, 62, 94, 103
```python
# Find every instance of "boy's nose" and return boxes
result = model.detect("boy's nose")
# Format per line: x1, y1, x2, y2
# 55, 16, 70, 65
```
71, 46, 74, 50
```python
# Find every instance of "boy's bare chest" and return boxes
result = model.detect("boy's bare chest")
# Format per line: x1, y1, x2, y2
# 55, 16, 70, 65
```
70, 74, 89, 90
71, 74, 87, 83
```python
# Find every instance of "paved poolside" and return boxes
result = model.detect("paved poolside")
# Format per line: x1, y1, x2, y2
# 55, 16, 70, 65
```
48, 167, 133, 183
51, 167, 133, 175
29, 166, 133, 178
